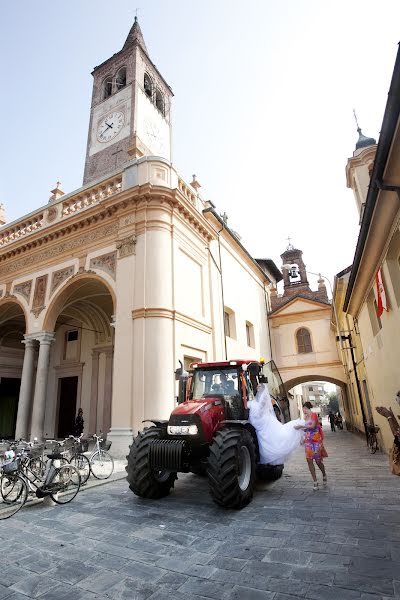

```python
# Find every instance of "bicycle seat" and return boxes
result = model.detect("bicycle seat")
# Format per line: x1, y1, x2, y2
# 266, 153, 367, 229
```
46, 453, 63, 460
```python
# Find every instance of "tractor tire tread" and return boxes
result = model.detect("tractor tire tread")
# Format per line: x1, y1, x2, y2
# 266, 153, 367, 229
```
126, 427, 177, 499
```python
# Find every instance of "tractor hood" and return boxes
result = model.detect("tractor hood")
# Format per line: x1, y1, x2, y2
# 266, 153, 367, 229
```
170, 398, 225, 443
171, 398, 221, 416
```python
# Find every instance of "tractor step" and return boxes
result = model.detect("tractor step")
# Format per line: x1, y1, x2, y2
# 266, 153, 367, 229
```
149, 439, 187, 471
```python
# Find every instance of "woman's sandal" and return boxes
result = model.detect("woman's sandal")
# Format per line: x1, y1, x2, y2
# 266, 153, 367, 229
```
313, 481, 319, 491
323, 476, 328, 486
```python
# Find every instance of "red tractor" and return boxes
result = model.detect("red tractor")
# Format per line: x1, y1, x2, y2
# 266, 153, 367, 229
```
126, 359, 291, 509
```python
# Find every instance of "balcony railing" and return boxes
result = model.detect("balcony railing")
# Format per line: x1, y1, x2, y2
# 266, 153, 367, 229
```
0, 174, 122, 249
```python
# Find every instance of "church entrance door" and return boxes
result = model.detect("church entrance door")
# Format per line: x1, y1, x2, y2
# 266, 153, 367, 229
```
0, 378, 21, 439
57, 376, 78, 438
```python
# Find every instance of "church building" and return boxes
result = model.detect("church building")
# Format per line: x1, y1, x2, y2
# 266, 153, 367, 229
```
0, 19, 281, 455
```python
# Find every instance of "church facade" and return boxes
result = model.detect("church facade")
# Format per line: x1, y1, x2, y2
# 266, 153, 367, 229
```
0, 20, 281, 455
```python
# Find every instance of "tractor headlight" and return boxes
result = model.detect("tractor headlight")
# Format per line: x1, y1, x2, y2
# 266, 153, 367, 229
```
167, 424, 198, 435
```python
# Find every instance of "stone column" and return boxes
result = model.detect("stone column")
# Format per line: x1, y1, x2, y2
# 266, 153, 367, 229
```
30, 332, 55, 441
15, 337, 37, 440
89, 349, 100, 435
102, 348, 114, 435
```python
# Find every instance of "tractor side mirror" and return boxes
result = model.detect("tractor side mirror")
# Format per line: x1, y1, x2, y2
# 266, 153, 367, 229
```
175, 361, 189, 404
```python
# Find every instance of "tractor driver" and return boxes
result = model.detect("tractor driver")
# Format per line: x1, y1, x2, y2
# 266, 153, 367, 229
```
212, 372, 230, 395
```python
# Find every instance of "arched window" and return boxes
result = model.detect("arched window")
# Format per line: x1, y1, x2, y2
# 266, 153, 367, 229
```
296, 328, 312, 353
115, 66, 127, 91
155, 88, 164, 115
144, 73, 153, 99
102, 76, 113, 99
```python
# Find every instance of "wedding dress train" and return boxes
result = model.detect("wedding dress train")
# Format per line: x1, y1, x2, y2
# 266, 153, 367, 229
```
249, 383, 305, 465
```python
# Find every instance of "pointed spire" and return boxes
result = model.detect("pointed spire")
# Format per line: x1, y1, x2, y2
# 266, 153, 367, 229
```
353, 110, 376, 150
122, 17, 148, 54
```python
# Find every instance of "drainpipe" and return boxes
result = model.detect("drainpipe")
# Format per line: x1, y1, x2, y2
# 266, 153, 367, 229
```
264, 282, 273, 362
203, 208, 227, 360
342, 333, 368, 443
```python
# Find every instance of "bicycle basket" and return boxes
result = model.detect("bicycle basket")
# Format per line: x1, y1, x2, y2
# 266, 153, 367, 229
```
2, 459, 20, 474
100, 440, 112, 451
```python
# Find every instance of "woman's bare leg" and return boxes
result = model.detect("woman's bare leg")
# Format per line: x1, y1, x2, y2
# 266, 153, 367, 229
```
306, 458, 317, 482
316, 459, 326, 477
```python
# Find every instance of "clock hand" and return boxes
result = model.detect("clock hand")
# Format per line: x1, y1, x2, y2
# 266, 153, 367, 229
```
104, 122, 113, 129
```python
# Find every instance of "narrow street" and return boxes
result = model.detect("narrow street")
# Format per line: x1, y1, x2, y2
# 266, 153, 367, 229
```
1, 424, 399, 600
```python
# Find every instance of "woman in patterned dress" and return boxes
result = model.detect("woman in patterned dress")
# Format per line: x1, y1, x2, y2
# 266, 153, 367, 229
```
302, 401, 328, 491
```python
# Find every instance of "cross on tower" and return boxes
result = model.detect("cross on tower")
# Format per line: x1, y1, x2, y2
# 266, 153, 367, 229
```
286, 236, 294, 250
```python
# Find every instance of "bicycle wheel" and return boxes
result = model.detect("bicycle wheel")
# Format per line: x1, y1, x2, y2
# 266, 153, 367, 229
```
368, 433, 378, 454
90, 450, 114, 479
70, 454, 90, 485
48, 464, 81, 504
0, 474, 28, 519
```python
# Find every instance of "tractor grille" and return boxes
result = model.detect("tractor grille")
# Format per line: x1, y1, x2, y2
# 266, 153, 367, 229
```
149, 439, 186, 471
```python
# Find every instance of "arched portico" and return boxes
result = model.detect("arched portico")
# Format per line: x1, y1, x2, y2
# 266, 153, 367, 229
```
12, 273, 116, 441
0, 298, 27, 438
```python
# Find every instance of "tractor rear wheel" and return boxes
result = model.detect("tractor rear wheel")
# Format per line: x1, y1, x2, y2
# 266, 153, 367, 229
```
126, 427, 177, 499
257, 464, 284, 482
207, 427, 256, 509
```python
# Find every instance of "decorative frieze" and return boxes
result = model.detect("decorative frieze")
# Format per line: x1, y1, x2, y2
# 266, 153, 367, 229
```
0, 221, 119, 276
116, 235, 136, 258
90, 252, 117, 279
50, 266, 75, 295
32, 275, 48, 317
13, 280, 32, 303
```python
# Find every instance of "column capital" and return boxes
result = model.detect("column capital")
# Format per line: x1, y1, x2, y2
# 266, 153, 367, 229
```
34, 331, 56, 345
22, 335, 37, 348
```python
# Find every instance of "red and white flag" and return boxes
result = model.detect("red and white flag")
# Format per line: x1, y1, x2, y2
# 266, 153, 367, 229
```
375, 268, 388, 317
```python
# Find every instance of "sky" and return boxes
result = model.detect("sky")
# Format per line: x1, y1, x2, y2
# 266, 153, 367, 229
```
1, 0, 400, 294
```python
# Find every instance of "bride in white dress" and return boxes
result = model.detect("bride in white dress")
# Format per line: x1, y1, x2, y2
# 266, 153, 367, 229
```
249, 383, 305, 465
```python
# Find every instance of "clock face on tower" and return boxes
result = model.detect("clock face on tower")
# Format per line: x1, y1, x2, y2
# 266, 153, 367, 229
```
144, 118, 165, 154
97, 111, 125, 143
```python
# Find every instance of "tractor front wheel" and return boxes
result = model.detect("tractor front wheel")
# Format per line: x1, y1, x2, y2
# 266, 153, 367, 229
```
126, 427, 177, 499
207, 427, 256, 509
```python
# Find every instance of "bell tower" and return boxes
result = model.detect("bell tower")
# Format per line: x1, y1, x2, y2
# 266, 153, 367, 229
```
83, 18, 173, 186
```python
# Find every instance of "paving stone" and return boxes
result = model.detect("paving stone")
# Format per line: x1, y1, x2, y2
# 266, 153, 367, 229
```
45, 560, 99, 584
0, 585, 14, 600
206, 556, 247, 572
77, 571, 123, 594
228, 586, 275, 600
263, 548, 311, 566
11, 574, 62, 598
117, 561, 166, 582
1, 565, 34, 587
243, 560, 292, 579
102, 577, 156, 600
154, 557, 216, 579
39, 583, 89, 600
333, 573, 394, 596
177, 577, 233, 599
264, 577, 309, 596
305, 583, 360, 600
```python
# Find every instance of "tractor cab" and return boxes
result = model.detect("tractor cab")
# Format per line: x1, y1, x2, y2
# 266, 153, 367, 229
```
176, 359, 290, 424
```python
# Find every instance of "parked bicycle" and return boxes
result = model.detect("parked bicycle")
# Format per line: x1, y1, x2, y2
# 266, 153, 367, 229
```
88, 433, 114, 480
63, 435, 91, 485
0, 440, 80, 519
366, 422, 380, 454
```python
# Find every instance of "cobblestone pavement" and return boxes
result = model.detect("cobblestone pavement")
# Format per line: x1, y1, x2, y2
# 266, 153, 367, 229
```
1, 424, 399, 600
